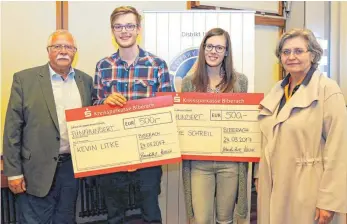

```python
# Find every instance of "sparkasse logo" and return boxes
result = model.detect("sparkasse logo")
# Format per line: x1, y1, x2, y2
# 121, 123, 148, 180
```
84, 108, 92, 118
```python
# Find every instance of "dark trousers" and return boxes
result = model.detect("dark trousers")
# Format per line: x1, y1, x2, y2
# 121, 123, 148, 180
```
16, 158, 79, 224
99, 166, 162, 224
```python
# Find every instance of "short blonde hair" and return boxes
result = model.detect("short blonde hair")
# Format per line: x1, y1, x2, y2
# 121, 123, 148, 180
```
275, 28, 323, 68
110, 6, 141, 27
47, 29, 76, 47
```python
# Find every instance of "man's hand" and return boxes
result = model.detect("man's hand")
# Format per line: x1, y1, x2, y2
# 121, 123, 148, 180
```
315, 208, 334, 224
104, 93, 127, 107
8, 177, 26, 194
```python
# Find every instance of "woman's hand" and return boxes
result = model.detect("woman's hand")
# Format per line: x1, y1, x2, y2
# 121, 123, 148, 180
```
315, 208, 334, 224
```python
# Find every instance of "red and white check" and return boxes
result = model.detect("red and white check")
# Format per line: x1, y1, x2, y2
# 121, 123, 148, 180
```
157, 92, 263, 162
65, 96, 181, 178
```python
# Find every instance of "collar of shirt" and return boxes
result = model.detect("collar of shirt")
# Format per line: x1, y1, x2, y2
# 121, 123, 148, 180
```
48, 64, 75, 81
111, 46, 146, 66
281, 66, 316, 88
281, 66, 316, 101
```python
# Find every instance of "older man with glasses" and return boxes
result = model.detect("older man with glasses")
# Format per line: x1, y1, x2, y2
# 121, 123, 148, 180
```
3, 29, 94, 223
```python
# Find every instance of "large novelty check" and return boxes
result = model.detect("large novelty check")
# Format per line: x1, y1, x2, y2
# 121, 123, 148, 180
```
65, 96, 181, 178
158, 93, 263, 162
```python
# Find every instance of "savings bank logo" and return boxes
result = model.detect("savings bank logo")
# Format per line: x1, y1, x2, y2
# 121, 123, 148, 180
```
169, 47, 199, 92
84, 108, 92, 118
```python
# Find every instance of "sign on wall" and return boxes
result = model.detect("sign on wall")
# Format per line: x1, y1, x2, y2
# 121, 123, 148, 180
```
143, 10, 255, 92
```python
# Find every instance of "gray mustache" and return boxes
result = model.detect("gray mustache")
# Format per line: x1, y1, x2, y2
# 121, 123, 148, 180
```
57, 55, 70, 60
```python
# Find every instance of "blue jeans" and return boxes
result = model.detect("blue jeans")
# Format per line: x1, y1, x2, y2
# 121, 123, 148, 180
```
191, 161, 239, 224
16, 158, 79, 224
99, 166, 162, 224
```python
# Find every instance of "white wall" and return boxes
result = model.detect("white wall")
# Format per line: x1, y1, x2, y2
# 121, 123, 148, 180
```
305, 1, 330, 40
330, 2, 347, 105
286, 1, 305, 30
286, 1, 330, 40
1, 1, 56, 153
254, 25, 280, 93
286, 2, 330, 76
305, 1, 330, 76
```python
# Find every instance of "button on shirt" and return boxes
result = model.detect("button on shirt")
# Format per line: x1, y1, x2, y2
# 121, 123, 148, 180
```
49, 65, 82, 154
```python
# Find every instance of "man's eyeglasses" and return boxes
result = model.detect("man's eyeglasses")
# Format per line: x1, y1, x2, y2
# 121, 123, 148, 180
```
281, 48, 309, 57
48, 44, 77, 52
112, 24, 138, 32
204, 44, 226, 53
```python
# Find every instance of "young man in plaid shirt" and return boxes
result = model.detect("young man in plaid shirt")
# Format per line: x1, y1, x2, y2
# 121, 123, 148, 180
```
93, 6, 173, 224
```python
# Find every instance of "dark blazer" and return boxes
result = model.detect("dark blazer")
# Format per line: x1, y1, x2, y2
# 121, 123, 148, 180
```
3, 63, 93, 197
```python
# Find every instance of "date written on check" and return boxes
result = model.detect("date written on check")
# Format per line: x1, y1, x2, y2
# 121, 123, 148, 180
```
65, 96, 181, 178
158, 92, 264, 162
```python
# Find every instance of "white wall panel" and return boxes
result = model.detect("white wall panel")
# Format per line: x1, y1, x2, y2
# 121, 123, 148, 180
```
193, 12, 206, 46
242, 13, 255, 92
168, 13, 182, 64
156, 13, 170, 63
230, 13, 243, 73
205, 12, 218, 31
217, 13, 231, 34
180, 13, 194, 50
144, 13, 157, 54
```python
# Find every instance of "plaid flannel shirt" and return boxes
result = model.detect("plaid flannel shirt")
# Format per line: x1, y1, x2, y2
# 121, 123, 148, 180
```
93, 47, 173, 105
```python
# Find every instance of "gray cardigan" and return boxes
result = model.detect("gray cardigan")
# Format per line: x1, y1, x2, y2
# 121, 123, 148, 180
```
181, 72, 249, 223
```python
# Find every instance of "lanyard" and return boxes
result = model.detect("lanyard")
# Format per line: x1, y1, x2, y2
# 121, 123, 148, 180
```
284, 77, 304, 102
284, 84, 292, 101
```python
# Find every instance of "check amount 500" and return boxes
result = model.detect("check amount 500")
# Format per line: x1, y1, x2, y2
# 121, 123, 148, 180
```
123, 112, 174, 129
210, 110, 259, 122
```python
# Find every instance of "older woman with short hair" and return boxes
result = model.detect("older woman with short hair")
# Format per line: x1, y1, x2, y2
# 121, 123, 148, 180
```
255, 28, 347, 224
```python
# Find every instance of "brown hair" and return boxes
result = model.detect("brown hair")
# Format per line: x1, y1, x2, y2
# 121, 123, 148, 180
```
110, 6, 142, 27
192, 28, 236, 92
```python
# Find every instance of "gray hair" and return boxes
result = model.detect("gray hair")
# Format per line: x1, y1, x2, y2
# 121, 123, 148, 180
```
275, 28, 323, 68
47, 29, 76, 47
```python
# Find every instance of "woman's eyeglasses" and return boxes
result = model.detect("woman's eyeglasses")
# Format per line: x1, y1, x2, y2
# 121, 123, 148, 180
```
204, 44, 226, 53
281, 48, 309, 57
